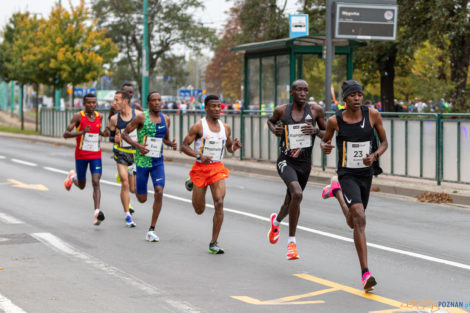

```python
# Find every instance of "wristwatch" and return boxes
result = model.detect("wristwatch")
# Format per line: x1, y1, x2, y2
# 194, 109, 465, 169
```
196, 153, 201, 160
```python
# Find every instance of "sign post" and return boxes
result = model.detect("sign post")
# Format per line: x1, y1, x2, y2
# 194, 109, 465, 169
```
289, 14, 309, 38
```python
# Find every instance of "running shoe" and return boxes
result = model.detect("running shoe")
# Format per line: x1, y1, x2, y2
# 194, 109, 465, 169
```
128, 164, 136, 176
185, 178, 193, 192
93, 210, 105, 226
208, 241, 224, 254
125, 215, 136, 227
64, 170, 76, 191
286, 242, 299, 260
116, 172, 121, 184
267, 213, 280, 244
321, 176, 341, 199
362, 271, 377, 292
146, 231, 160, 242
129, 204, 135, 215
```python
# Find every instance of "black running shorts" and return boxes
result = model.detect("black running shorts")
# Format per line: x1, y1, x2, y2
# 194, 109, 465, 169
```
114, 149, 135, 166
338, 174, 373, 209
276, 156, 311, 191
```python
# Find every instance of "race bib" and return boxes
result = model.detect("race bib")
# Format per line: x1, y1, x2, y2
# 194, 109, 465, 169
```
202, 138, 225, 162
81, 133, 100, 152
122, 129, 137, 148
145, 137, 163, 158
286, 124, 312, 150
346, 141, 370, 168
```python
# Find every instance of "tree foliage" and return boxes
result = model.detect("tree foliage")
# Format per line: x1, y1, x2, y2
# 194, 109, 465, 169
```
91, 0, 216, 97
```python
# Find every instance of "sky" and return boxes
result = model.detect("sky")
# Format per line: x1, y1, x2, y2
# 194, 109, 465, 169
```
0, 0, 299, 34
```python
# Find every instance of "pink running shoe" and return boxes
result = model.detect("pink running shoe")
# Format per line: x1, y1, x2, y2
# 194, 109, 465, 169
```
322, 176, 341, 199
267, 213, 280, 244
362, 271, 377, 292
64, 170, 76, 191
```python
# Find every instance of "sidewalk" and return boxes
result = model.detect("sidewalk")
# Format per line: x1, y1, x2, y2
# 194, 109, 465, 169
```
1, 131, 469, 207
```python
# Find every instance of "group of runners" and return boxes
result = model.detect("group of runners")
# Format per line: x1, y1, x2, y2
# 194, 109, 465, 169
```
62, 79, 388, 291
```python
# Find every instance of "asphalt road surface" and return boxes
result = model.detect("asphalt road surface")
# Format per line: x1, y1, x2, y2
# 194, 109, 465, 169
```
0, 137, 469, 313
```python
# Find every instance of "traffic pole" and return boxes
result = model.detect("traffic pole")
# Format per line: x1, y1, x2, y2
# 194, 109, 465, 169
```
325, 0, 333, 111
55, 0, 62, 110
141, 0, 149, 108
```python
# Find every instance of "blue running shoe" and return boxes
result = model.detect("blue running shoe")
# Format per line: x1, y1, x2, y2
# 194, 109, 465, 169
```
125, 215, 136, 227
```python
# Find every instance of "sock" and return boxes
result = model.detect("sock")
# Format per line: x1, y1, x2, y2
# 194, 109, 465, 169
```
71, 175, 77, 183
273, 219, 280, 226
362, 267, 369, 276
288, 236, 296, 244
126, 212, 131, 217
149, 226, 155, 232
94, 209, 100, 214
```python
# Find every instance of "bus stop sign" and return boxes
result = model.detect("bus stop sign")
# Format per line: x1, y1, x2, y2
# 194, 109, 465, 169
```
334, 2, 398, 40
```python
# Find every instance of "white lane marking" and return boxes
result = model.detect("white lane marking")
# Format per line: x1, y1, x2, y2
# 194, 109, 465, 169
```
31, 232, 200, 313
0, 155, 6, 159
11, 159, 37, 167
43, 167, 68, 175
44, 166, 470, 272
0, 213, 24, 224
0, 292, 28, 313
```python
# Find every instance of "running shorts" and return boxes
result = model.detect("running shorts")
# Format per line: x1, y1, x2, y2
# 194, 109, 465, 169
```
338, 174, 373, 209
114, 149, 134, 166
136, 164, 165, 194
189, 161, 229, 188
75, 158, 102, 180
276, 156, 311, 191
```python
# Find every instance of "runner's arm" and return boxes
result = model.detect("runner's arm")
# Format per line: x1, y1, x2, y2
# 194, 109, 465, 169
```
106, 114, 118, 142
313, 104, 326, 139
163, 114, 177, 150
63, 113, 88, 138
267, 105, 285, 137
181, 122, 202, 158
369, 109, 388, 161
320, 116, 337, 154
224, 124, 241, 153
122, 112, 145, 153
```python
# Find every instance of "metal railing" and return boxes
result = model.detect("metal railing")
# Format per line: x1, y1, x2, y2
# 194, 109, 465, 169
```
40, 108, 470, 185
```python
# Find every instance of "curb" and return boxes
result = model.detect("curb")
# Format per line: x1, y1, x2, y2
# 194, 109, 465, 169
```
1, 131, 469, 207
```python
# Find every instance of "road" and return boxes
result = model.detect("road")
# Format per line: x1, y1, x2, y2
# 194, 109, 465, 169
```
0, 136, 469, 313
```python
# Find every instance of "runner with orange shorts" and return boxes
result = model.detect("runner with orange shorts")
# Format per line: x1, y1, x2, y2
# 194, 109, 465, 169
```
181, 95, 241, 254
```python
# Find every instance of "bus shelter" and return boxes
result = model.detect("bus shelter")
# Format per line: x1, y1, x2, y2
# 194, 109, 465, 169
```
232, 35, 365, 109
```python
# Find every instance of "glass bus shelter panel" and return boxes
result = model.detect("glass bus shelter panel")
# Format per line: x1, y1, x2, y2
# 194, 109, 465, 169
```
312, 141, 323, 167
443, 122, 458, 182
262, 57, 275, 109
422, 121, 437, 179
460, 121, 470, 183
325, 132, 338, 168
248, 58, 260, 110
393, 119, 406, 176
407, 120, 421, 177
221, 113, 242, 159
276, 55, 290, 106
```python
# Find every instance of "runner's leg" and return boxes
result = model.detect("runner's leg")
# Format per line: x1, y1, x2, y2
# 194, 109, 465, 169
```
192, 185, 208, 215
117, 163, 131, 213
348, 203, 367, 270
151, 185, 163, 228
209, 179, 226, 244
286, 181, 302, 237
334, 189, 353, 229
136, 166, 150, 203
91, 173, 101, 211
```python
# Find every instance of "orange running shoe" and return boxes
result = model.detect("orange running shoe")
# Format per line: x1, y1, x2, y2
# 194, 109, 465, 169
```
64, 170, 76, 191
267, 213, 280, 244
286, 242, 299, 260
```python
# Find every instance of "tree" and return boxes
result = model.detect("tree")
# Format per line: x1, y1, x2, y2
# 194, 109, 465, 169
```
34, 1, 117, 106
91, 0, 216, 99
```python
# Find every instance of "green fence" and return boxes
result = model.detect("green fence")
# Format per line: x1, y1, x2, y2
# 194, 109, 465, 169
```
40, 108, 470, 185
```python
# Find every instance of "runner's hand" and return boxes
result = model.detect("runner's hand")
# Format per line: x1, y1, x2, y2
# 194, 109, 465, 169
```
320, 140, 335, 154
171, 139, 177, 150
232, 138, 242, 151
200, 155, 212, 164
114, 133, 121, 143
363, 153, 376, 166
137, 144, 149, 155
273, 123, 284, 137
301, 121, 317, 135
81, 126, 91, 134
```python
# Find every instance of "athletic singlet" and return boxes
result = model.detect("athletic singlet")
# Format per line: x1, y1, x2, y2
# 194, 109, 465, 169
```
279, 103, 315, 162
194, 118, 226, 163
336, 106, 375, 176
136, 111, 166, 168
115, 106, 136, 151
75, 110, 102, 160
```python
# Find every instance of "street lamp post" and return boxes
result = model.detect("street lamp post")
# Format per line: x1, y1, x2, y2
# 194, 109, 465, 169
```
141, 0, 149, 108
55, 0, 62, 110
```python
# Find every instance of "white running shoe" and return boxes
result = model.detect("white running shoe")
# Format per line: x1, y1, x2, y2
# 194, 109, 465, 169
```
146, 231, 159, 242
